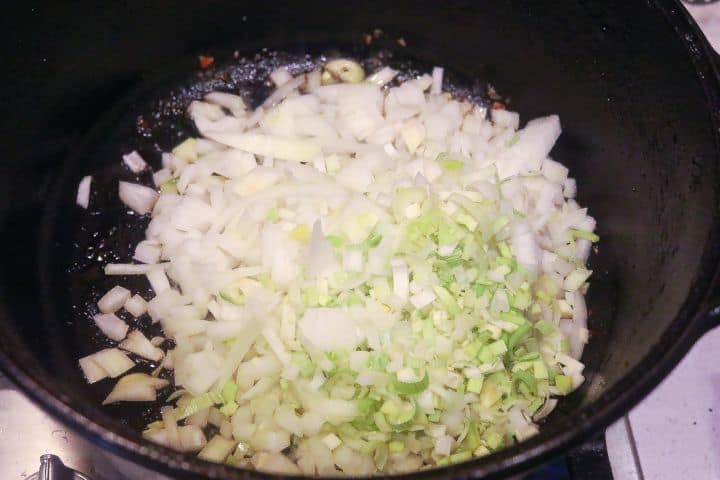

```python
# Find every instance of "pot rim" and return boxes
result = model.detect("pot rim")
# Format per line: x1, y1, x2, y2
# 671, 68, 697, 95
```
1, 0, 719, 478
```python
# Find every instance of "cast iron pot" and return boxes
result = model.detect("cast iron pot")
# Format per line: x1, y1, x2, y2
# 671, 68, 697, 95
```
1, 0, 719, 478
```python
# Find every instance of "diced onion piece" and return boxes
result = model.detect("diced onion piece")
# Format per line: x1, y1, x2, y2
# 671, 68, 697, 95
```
564, 269, 592, 292
367, 67, 398, 87
205, 92, 246, 117
198, 435, 236, 462
556, 351, 585, 372
122, 151, 148, 173
124, 294, 148, 317
88, 348, 134, 378
270, 67, 293, 87
102, 373, 168, 404
153, 168, 172, 187
76, 175, 92, 208
542, 158, 569, 184
391, 258, 409, 301
178, 424, 207, 452
434, 435, 453, 456
93, 313, 129, 341
118, 181, 159, 215
262, 327, 291, 366
342, 249, 363, 272
78, 355, 108, 384
492, 109, 520, 130
172, 138, 197, 162
203, 132, 320, 163
97, 285, 132, 314
252, 452, 301, 474
431, 67, 444, 95
410, 288, 436, 309
322, 433, 342, 451
119, 330, 164, 361
104, 262, 169, 275
146, 269, 170, 294
400, 121, 425, 154
564, 178, 577, 198
323, 59, 365, 84
133, 240, 161, 264
533, 398, 558, 421
298, 308, 361, 353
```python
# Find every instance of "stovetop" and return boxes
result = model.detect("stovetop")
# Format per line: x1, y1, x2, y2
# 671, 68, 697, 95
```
2, 2, 720, 479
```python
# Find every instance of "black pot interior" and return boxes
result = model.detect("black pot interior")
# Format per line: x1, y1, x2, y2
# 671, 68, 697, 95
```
0, 1, 718, 478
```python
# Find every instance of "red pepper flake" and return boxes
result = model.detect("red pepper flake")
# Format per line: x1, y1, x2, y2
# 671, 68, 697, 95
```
373, 28, 383, 39
492, 101, 505, 110
198, 55, 215, 69
362, 33, 373, 45
397, 37, 407, 47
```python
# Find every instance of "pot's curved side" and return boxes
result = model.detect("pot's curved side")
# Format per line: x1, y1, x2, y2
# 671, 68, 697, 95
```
0, 1, 719, 479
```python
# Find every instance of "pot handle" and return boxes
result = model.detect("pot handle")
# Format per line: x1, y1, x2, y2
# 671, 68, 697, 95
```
697, 273, 720, 334
38, 454, 92, 480
703, 275, 720, 333
564, 434, 613, 480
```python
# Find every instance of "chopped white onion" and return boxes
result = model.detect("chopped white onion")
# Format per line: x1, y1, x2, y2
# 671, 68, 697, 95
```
122, 151, 148, 173
86, 63, 599, 474
270, 67, 293, 87
102, 373, 168, 404
431, 67, 444, 95
97, 285, 131, 314
205, 92, 246, 117
76, 175, 92, 209
434, 435, 453, 456
124, 294, 148, 317
78, 355, 108, 384
146, 269, 170, 294
367, 67, 398, 87
104, 263, 169, 275
119, 330, 164, 361
133, 240, 161, 264
93, 313, 129, 341
410, 288, 436, 309
391, 258, 409, 301
82, 348, 134, 379
118, 181, 159, 215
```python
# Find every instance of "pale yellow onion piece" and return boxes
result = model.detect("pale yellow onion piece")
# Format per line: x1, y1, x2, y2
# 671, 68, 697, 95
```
532, 398, 558, 421
178, 424, 207, 452
118, 181, 158, 215
162, 406, 180, 450
119, 330, 164, 362
76, 175, 91, 208
123, 294, 148, 318
202, 132, 320, 163
102, 373, 168, 405
204, 91, 246, 117
252, 452, 301, 474
198, 434, 236, 462
90, 348, 134, 378
143, 428, 170, 447
321, 59, 365, 84
93, 313, 129, 342
97, 285, 131, 314
78, 355, 107, 384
